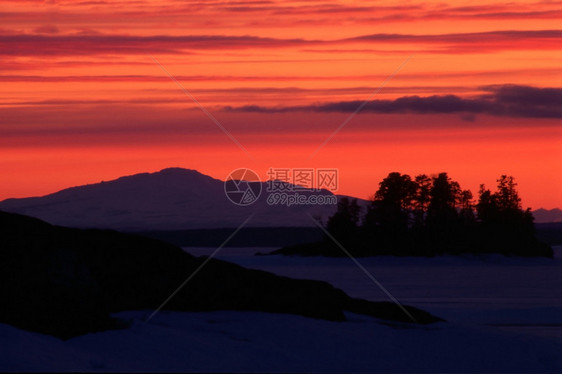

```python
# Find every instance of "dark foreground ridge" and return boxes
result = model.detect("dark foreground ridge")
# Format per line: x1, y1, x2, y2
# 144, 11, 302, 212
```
0, 210, 442, 339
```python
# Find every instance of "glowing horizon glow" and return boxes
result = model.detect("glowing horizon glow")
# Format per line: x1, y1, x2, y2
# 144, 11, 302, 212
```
1, 0, 561, 209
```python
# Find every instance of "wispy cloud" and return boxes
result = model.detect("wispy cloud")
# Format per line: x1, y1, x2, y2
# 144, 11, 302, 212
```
0, 34, 313, 56
224, 85, 562, 119
0, 29, 559, 56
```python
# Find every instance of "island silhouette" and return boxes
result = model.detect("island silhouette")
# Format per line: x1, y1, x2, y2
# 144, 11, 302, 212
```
272, 172, 553, 258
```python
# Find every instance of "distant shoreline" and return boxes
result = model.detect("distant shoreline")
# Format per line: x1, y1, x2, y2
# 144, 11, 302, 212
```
135, 222, 562, 248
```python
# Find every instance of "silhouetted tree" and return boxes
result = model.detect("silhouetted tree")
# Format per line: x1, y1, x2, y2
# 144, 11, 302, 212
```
421, 173, 463, 252
459, 189, 475, 223
413, 174, 432, 228
427, 173, 460, 221
476, 184, 496, 223
327, 197, 361, 245
496, 175, 523, 211
476, 175, 551, 256
319, 171, 552, 258
477, 176, 523, 226
364, 172, 417, 252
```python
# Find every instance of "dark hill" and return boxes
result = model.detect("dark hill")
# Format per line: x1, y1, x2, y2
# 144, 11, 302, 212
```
0, 210, 442, 339
0, 168, 347, 230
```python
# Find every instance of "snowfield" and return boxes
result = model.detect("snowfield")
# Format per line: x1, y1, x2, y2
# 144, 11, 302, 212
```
1, 310, 560, 373
0, 246, 560, 372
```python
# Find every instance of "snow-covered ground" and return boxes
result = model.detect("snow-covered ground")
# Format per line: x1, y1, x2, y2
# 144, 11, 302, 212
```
0, 247, 560, 372
189, 246, 562, 339
1, 309, 559, 373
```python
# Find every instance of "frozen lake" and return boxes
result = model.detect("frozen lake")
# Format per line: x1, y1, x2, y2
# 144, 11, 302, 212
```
1, 246, 559, 372
185, 245, 562, 339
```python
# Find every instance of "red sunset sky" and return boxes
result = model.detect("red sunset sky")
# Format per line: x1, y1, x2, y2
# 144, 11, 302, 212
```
1, 0, 561, 209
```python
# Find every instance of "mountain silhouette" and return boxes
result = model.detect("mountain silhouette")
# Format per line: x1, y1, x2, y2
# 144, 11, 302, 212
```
532, 208, 562, 223
0, 168, 361, 230
0, 168, 556, 231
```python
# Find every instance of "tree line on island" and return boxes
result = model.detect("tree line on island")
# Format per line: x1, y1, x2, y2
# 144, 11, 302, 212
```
276, 172, 553, 257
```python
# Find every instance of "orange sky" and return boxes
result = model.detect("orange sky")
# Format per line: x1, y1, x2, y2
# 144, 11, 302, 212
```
1, 0, 561, 209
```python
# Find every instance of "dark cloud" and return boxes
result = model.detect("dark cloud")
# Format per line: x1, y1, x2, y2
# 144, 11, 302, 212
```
32, 25, 59, 34
317, 95, 494, 114
0, 29, 559, 56
345, 30, 562, 46
0, 34, 313, 56
224, 85, 562, 119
